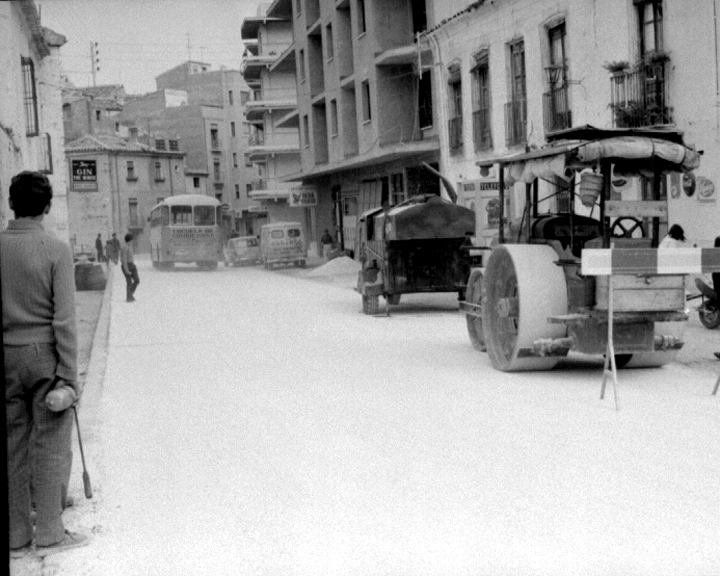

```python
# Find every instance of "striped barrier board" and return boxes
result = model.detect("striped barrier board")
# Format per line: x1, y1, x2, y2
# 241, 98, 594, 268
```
581, 248, 720, 276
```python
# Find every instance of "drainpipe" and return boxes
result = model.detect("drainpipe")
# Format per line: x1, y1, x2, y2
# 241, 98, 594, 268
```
112, 153, 120, 234
714, 0, 720, 131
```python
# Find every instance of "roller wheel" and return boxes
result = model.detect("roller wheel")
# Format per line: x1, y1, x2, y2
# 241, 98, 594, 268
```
482, 245, 568, 371
699, 302, 720, 329
362, 294, 379, 315
617, 319, 684, 368
464, 269, 486, 351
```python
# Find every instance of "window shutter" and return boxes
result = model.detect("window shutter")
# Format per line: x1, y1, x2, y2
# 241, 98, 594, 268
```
447, 63, 461, 84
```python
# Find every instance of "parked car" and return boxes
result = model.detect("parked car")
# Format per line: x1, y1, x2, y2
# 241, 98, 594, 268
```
260, 222, 307, 269
223, 236, 261, 267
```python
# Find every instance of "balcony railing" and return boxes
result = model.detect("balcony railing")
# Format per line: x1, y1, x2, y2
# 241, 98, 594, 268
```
543, 85, 572, 133
248, 133, 265, 146
609, 61, 671, 128
472, 108, 492, 151
505, 98, 527, 146
448, 116, 463, 151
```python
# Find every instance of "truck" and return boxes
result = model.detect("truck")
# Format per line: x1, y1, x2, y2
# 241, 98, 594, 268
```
260, 222, 307, 269
355, 194, 478, 314
460, 125, 706, 371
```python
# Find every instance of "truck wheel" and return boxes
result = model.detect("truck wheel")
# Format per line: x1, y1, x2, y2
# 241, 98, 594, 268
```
482, 245, 567, 371
386, 294, 401, 305
699, 302, 720, 329
465, 269, 485, 351
362, 294, 379, 315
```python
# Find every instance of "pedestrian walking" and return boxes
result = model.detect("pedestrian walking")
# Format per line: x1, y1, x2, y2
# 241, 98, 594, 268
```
109, 232, 120, 264
320, 228, 334, 262
95, 233, 104, 263
104, 238, 114, 268
2, 171, 88, 558
120, 233, 140, 302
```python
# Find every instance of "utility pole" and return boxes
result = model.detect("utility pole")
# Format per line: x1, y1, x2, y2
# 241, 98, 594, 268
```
90, 41, 100, 86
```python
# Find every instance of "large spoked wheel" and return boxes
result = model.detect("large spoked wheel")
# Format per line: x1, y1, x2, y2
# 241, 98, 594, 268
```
482, 245, 568, 371
465, 268, 485, 351
610, 217, 645, 239
362, 294, 379, 315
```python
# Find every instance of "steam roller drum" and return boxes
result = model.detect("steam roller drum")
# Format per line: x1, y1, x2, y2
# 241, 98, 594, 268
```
481, 244, 568, 371
618, 319, 684, 368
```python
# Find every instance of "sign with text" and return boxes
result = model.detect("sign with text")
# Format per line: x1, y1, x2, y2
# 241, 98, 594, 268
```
288, 186, 318, 207
71, 159, 98, 191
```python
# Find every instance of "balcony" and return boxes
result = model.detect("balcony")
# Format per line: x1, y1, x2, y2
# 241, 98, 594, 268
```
245, 88, 298, 122
609, 61, 671, 128
505, 98, 527, 146
543, 85, 572, 134
241, 42, 292, 81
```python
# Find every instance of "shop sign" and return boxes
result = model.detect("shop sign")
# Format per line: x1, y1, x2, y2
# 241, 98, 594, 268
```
71, 159, 98, 191
288, 186, 318, 207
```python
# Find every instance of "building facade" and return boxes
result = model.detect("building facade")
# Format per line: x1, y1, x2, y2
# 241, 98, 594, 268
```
62, 84, 126, 143
425, 0, 720, 247
120, 62, 256, 234
0, 0, 68, 237
241, 3, 307, 242
65, 131, 186, 255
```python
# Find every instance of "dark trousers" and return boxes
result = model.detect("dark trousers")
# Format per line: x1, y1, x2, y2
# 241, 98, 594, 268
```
123, 262, 140, 300
5, 343, 73, 548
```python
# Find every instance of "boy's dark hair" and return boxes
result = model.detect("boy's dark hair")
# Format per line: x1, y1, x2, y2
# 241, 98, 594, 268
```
9, 171, 53, 217
124, 233, 133, 243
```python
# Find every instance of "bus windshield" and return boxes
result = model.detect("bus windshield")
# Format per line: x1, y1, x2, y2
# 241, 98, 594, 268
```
171, 205, 193, 226
194, 206, 216, 226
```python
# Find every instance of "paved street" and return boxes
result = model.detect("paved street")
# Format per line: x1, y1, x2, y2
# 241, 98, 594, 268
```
13, 258, 720, 576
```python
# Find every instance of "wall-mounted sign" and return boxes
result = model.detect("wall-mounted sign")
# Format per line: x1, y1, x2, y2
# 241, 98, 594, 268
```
288, 185, 318, 207
696, 176, 716, 203
70, 159, 98, 191
164, 89, 188, 108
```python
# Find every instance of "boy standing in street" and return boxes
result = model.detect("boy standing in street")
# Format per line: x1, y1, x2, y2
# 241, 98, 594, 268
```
2, 171, 88, 557
120, 233, 139, 302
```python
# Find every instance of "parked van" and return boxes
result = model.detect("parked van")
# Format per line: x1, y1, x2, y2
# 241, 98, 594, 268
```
260, 222, 307, 269
223, 236, 261, 267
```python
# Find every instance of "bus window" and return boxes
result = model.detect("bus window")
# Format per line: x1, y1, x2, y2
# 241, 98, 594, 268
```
162, 205, 170, 226
194, 206, 216, 226
171, 205, 193, 226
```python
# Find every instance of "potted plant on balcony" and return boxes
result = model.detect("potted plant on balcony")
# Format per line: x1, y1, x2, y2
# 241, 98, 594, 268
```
642, 49, 671, 67
603, 60, 630, 75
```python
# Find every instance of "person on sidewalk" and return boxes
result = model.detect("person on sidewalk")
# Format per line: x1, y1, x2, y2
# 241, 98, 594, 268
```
659, 224, 686, 249
320, 229, 334, 262
109, 232, 120, 264
120, 233, 139, 302
2, 171, 88, 558
95, 233, 104, 263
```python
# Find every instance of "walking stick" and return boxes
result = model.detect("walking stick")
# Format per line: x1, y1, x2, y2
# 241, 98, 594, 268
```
72, 406, 93, 499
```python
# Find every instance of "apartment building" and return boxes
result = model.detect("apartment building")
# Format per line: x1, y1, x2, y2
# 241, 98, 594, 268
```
62, 84, 126, 142
277, 0, 441, 254
241, 3, 306, 240
425, 0, 720, 247
0, 0, 68, 237
65, 130, 186, 254
120, 62, 256, 235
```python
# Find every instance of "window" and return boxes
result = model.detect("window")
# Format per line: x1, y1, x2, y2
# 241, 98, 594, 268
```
233, 152, 238, 167
330, 99, 338, 136
544, 23, 572, 133
235, 184, 240, 199
471, 51, 492, 151
214, 160, 221, 181
155, 138, 166, 150
361, 81, 371, 122
299, 49, 306, 83
391, 173, 405, 205
228, 90, 234, 105
231, 121, 236, 137
95, 110, 101, 121
357, 0, 367, 35
210, 125, 220, 149
326, 23, 334, 60
506, 39, 527, 146
126, 161, 136, 180
193, 177, 200, 188
172, 205, 193, 225
128, 198, 139, 227
418, 70, 433, 129
447, 65, 462, 151
169, 139, 179, 151
195, 205, 216, 225
303, 115, 310, 148
154, 161, 164, 181
21, 57, 39, 136
638, 0, 663, 56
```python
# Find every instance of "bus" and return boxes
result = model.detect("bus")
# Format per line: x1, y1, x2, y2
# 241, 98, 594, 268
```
148, 194, 224, 269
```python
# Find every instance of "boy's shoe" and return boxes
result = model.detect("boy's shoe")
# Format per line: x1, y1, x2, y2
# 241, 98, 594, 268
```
10, 542, 32, 559
35, 531, 88, 557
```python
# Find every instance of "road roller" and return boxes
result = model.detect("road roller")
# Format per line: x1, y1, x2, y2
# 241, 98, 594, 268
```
461, 126, 707, 371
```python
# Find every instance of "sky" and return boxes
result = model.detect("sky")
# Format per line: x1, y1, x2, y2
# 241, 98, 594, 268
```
38, 0, 269, 94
